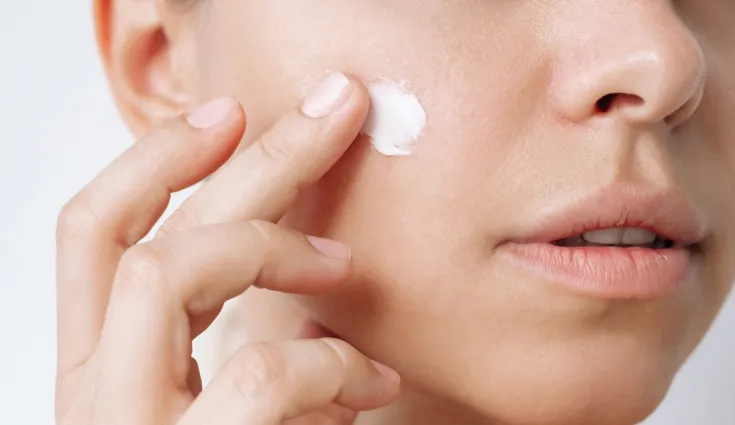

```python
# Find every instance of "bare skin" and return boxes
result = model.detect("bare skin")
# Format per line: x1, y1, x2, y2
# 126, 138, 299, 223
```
55, 76, 402, 425
56, 1, 735, 424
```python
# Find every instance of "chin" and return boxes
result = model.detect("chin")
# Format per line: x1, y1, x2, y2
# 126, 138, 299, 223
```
424, 337, 681, 425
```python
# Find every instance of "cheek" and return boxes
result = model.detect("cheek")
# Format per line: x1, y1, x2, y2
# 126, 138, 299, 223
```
189, 0, 563, 348
179, 4, 735, 422
190, 0, 545, 147
191, 0, 553, 285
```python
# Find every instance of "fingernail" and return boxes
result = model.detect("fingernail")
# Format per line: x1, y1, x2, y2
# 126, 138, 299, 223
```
186, 97, 237, 129
301, 72, 354, 118
371, 360, 401, 385
306, 235, 352, 260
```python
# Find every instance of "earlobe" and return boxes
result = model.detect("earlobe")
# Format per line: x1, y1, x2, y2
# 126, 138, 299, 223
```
93, 0, 191, 137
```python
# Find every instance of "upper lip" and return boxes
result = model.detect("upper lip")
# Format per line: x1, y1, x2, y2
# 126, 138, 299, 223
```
513, 185, 705, 247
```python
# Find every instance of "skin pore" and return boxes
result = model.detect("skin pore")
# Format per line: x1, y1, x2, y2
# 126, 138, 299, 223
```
96, 0, 735, 424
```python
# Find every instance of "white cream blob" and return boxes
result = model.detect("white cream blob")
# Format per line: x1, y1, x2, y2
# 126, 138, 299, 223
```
361, 80, 427, 156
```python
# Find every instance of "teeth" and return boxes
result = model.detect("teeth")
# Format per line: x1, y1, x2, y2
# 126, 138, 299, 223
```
581, 227, 657, 245
621, 228, 658, 245
581, 228, 624, 244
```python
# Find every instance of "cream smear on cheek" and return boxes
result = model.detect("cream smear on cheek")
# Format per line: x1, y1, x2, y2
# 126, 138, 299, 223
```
361, 80, 427, 156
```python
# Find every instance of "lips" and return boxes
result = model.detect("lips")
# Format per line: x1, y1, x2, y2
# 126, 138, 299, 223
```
498, 186, 705, 299
513, 187, 703, 246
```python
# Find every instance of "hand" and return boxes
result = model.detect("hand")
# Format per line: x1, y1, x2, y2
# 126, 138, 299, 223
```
55, 72, 400, 425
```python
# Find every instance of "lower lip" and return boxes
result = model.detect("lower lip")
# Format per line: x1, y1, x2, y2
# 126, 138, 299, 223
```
498, 242, 693, 299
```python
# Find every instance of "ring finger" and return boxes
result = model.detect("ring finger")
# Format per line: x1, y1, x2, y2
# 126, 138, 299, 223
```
94, 221, 352, 425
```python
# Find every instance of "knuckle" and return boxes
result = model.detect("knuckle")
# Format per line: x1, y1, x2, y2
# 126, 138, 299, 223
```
133, 133, 172, 169
115, 244, 169, 297
56, 194, 100, 244
229, 343, 288, 400
255, 130, 298, 164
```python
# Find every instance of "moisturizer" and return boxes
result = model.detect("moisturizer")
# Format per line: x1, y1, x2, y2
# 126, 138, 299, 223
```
362, 80, 427, 156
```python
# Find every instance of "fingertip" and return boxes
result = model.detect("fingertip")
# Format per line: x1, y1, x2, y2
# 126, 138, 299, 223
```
366, 359, 402, 406
343, 73, 371, 120
317, 338, 401, 411
370, 360, 401, 386
186, 96, 238, 129
300, 72, 370, 122
336, 378, 401, 412
183, 96, 247, 143
306, 235, 352, 260
158, 97, 246, 192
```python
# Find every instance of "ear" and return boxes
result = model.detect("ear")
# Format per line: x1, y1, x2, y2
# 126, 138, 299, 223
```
94, 0, 196, 137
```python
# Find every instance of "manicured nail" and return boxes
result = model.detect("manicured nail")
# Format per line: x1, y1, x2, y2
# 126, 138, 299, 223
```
301, 72, 354, 118
306, 235, 352, 260
370, 360, 401, 385
186, 97, 237, 129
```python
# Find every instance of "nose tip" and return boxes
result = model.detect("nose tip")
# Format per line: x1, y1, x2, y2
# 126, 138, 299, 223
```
553, 24, 706, 129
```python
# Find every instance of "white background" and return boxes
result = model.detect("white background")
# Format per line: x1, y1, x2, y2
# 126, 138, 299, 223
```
0, 2, 732, 424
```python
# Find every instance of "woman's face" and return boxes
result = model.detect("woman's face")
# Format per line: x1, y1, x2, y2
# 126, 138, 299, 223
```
104, 0, 735, 423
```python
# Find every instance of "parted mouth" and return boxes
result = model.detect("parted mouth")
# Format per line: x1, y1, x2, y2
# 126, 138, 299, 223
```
551, 227, 677, 249
511, 185, 705, 250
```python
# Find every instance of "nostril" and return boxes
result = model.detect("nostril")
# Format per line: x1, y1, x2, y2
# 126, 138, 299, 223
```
596, 94, 616, 113
595, 93, 645, 114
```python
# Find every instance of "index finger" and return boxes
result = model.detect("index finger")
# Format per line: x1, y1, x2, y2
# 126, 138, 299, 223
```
159, 72, 370, 234
55, 98, 245, 374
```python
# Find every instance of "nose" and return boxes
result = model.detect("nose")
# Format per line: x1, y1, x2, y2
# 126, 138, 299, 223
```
551, 4, 706, 128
